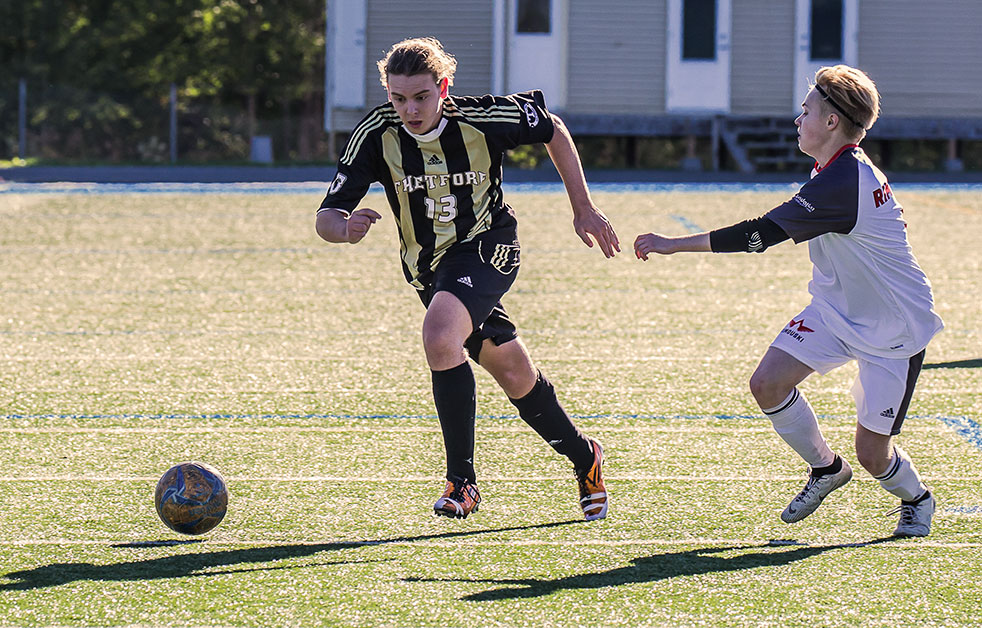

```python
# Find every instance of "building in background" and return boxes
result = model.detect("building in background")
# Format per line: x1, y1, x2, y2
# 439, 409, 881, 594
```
324, 0, 982, 172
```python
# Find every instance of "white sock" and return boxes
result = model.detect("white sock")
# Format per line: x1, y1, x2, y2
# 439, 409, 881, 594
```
762, 388, 836, 468
875, 446, 928, 502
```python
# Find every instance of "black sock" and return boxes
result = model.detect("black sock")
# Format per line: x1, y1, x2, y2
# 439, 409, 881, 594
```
810, 454, 842, 477
432, 362, 477, 483
509, 371, 594, 470
902, 489, 931, 506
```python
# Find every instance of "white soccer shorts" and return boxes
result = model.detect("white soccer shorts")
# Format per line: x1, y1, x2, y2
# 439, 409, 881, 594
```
770, 303, 925, 436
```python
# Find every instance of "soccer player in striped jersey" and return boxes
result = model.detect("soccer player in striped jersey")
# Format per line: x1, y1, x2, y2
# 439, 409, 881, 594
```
634, 65, 943, 537
316, 37, 618, 521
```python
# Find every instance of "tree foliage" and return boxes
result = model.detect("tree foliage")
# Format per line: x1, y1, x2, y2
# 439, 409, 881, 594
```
1, 0, 326, 161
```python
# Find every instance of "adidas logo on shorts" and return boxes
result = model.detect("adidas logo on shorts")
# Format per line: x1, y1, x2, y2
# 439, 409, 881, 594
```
457, 276, 473, 287
880, 407, 896, 418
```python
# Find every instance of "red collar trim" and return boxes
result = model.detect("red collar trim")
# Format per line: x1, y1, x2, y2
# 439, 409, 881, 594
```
815, 144, 859, 172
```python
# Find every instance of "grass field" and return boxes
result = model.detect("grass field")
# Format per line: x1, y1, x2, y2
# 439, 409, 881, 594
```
1, 184, 980, 627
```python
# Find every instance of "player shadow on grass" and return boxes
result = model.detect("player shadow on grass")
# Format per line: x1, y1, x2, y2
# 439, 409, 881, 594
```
0, 519, 582, 591
408, 537, 895, 601
923, 358, 982, 369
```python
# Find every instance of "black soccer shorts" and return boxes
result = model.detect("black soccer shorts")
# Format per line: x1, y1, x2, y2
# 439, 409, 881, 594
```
417, 226, 521, 360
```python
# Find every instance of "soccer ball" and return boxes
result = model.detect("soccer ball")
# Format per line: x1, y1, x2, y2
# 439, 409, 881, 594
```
154, 461, 229, 535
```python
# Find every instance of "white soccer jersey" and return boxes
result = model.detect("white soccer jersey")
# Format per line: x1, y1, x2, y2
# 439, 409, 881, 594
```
766, 145, 943, 359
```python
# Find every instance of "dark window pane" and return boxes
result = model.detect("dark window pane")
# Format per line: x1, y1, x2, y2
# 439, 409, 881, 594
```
683, 0, 716, 60
517, 0, 551, 33
810, 0, 843, 60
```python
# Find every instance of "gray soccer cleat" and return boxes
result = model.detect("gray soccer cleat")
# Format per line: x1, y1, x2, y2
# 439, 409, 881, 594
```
781, 458, 853, 523
890, 491, 935, 537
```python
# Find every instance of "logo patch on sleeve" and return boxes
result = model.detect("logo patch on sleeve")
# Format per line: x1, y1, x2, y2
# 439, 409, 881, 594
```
523, 103, 539, 128
792, 194, 816, 212
328, 173, 347, 196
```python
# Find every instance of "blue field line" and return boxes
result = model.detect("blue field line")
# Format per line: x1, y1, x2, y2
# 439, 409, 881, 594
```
1, 181, 802, 196
0, 246, 322, 255
0, 412, 766, 421
945, 506, 982, 514
670, 214, 705, 233
0, 328, 764, 337
4, 326, 972, 339
936, 415, 982, 451
0, 182, 328, 195
3, 413, 981, 452
5, 181, 982, 196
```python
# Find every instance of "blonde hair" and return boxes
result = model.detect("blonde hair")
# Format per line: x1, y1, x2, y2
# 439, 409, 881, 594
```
376, 37, 457, 89
814, 65, 881, 138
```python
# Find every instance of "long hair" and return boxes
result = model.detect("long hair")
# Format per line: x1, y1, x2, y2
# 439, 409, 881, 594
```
376, 37, 457, 88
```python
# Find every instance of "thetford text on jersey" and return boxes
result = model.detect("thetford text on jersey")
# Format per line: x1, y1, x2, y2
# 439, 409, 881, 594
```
394, 171, 489, 194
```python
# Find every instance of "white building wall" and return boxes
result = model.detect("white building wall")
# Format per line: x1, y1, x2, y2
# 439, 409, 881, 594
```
364, 0, 494, 102
332, 0, 982, 129
859, 0, 982, 117
566, 0, 667, 114
730, 0, 795, 116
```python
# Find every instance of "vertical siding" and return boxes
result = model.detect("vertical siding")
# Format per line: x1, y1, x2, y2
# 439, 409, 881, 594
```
352, 0, 982, 121
859, 0, 982, 117
363, 0, 494, 106
730, 0, 795, 115
567, 0, 667, 114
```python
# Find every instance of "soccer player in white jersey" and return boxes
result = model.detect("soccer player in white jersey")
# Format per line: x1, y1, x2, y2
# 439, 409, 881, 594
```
634, 65, 944, 537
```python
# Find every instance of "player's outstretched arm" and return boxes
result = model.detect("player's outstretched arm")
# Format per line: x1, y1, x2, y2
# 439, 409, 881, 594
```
634, 232, 711, 260
545, 114, 620, 258
316, 208, 382, 244
635, 214, 790, 260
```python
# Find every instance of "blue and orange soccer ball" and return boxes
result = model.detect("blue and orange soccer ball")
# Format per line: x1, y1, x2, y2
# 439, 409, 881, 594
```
154, 461, 229, 535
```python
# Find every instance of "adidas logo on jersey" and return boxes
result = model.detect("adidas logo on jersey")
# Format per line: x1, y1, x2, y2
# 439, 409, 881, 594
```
457, 276, 473, 287
427, 154, 443, 165
880, 407, 896, 418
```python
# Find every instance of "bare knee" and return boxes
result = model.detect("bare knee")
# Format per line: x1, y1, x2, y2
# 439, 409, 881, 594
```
478, 338, 537, 399
421, 322, 467, 370
856, 448, 888, 476
421, 293, 473, 370
749, 368, 793, 410
495, 367, 536, 399
750, 348, 814, 411
855, 429, 893, 476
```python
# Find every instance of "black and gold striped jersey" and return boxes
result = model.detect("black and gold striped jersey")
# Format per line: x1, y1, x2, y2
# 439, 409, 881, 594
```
319, 90, 555, 289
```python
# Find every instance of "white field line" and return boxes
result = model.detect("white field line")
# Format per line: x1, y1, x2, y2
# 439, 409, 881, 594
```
0, 474, 979, 482
1, 538, 981, 549
3, 355, 750, 363
0, 424, 951, 434
3, 387, 980, 394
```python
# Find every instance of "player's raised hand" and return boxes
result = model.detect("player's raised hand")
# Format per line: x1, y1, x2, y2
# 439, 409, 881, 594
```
574, 206, 621, 258
346, 208, 382, 243
634, 233, 676, 260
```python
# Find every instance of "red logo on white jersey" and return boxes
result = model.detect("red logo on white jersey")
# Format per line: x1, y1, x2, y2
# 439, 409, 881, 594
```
872, 181, 893, 208
788, 319, 814, 333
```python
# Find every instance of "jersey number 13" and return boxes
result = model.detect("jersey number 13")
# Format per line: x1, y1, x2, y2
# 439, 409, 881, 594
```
424, 194, 458, 223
